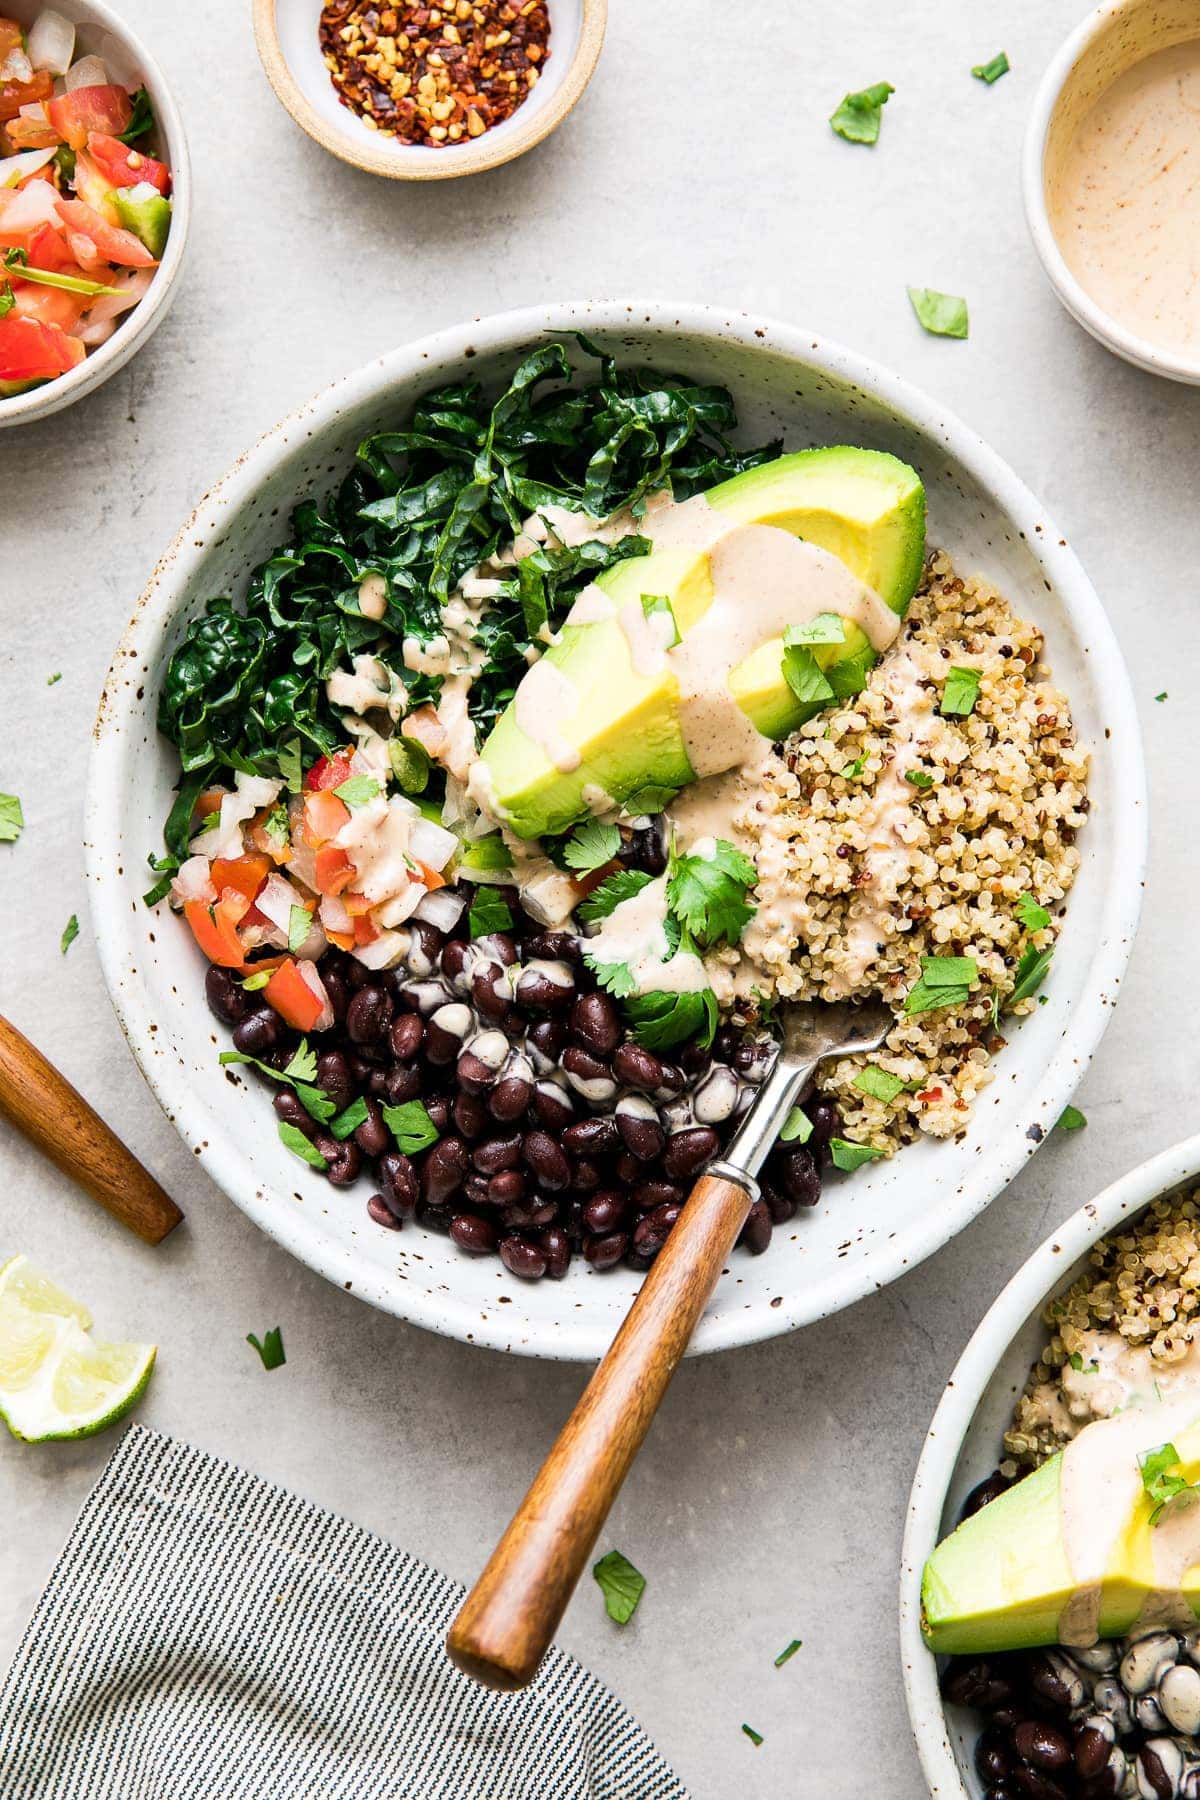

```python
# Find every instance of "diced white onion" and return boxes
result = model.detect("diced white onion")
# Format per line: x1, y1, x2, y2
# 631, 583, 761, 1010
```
83, 268, 153, 326
27, 11, 75, 73
1, 147, 56, 188
171, 856, 215, 906
294, 960, 335, 1031
256, 873, 308, 935
350, 930, 410, 970
409, 817, 457, 871
64, 53, 108, 89
211, 772, 282, 861
375, 884, 425, 928
318, 894, 354, 937
0, 45, 33, 82
413, 888, 467, 933
0, 179, 61, 230
76, 315, 118, 347
97, 31, 139, 88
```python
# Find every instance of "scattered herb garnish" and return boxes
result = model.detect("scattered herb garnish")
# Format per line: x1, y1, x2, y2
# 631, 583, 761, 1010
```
240, 969, 273, 992
853, 1066, 905, 1104
1008, 944, 1053, 1009
667, 838, 757, 947
46, 672, 62, 687
774, 1639, 803, 1668
577, 868, 652, 924
0, 794, 24, 843
905, 955, 979, 1015
742, 1725, 764, 1747
841, 753, 868, 780
640, 593, 680, 647
60, 915, 79, 955
246, 1326, 286, 1370
940, 666, 982, 717
381, 1099, 441, 1154
904, 768, 934, 789
220, 1038, 336, 1125
1156, 691, 1168, 703
468, 888, 515, 937
333, 774, 380, 808
830, 1138, 885, 1171
781, 644, 835, 708
623, 783, 679, 816
1138, 1441, 1193, 1523
829, 81, 894, 144
1057, 1104, 1087, 1132
1015, 893, 1051, 932
1068, 1352, 1098, 1373
625, 987, 718, 1053
779, 1107, 814, 1145
908, 287, 970, 340
972, 52, 1010, 84
330, 1097, 369, 1140
593, 1549, 646, 1624
277, 1120, 329, 1169
563, 818, 621, 875
287, 905, 312, 953
0, 281, 13, 319
118, 86, 155, 143
785, 612, 845, 647
2, 248, 122, 297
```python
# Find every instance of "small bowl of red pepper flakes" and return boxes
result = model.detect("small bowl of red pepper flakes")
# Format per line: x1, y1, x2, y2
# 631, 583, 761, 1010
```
253, 0, 605, 180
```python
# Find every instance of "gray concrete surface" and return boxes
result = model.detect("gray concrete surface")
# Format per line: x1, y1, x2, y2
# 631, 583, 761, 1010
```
1, 2, 1197, 1793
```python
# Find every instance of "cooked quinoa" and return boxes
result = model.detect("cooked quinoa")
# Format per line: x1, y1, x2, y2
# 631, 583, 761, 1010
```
1005, 1193, 1200, 1470
716, 550, 1089, 1151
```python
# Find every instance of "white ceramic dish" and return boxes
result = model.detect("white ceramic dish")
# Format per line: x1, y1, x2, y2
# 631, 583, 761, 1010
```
253, 0, 605, 181
1023, 0, 1200, 384
0, 0, 190, 430
900, 1133, 1200, 1797
85, 299, 1146, 1362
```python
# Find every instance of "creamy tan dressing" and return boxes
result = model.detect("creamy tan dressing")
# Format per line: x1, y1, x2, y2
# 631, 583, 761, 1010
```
514, 658, 583, 773
1048, 38, 1200, 355
584, 871, 709, 996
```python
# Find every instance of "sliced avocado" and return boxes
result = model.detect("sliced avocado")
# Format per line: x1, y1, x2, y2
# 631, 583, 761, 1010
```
113, 182, 170, 258
921, 1416, 1200, 1656
479, 447, 924, 840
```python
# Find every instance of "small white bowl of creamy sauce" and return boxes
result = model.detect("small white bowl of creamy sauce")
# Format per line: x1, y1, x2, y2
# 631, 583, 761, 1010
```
1024, 0, 1200, 382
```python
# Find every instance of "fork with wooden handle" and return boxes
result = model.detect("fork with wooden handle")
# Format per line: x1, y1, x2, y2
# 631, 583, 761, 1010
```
446, 998, 892, 1691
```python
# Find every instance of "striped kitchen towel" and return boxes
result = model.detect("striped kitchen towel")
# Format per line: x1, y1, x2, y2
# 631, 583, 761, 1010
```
0, 1425, 688, 1800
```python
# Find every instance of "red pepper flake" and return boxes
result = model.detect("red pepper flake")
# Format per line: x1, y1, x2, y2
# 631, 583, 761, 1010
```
318, 0, 551, 148
916, 1086, 944, 1103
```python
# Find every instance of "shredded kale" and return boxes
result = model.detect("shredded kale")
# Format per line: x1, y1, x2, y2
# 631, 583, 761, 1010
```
152, 338, 775, 884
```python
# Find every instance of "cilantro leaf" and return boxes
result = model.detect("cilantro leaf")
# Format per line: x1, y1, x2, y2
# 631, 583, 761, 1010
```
1156, 691, 1168, 703
1015, 893, 1051, 932
381, 1099, 440, 1154
330, 1097, 369, 1140
333, 774, 380, 807
0, 281, 13, 319
278, 1120, 328, 1170
782, 644, 835, 708
904, 956, 979, 1015
940, 666, 981, 716
283, 1040, 319, 1085
624, 986, 717, 1051
640, 593, 680, 647
46, 671, 62, 686
853, 1065, 905, 1104
593, 1549, 645, 1624
246, 1326, 286, 1370
623, 783, 679, 816
578, 868, 653, 923
584, 955, 639, 999
905, 768, 934, 790
60, 914, 79, 955
830, 1138, 885, 1171
841, 753, 867, 780
563, 819, 621, 875
468, 888, 514, 936
1008, 944, 1053, 1009
0, 793, 23, 843
288, 905, 312, 953
118, 86, 155, 143
220, 1040, 335, 1126
742, 1725, 764, 1748
779, 1107, 813, 1144
830, 81, 894, 145
278, 738, 303, 793
1139, 1441, 1191, 1522
908, 287, 970, 340
972, 52, 1009, 83
668, 839, 757, 947
784, 613, 845, 647
1057, 1104, 1087, 1132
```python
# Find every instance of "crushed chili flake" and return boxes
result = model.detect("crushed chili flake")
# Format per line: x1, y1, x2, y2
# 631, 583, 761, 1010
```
318, 0, 551, 148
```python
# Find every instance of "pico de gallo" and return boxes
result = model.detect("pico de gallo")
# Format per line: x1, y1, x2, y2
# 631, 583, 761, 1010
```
0, 9, 171, 399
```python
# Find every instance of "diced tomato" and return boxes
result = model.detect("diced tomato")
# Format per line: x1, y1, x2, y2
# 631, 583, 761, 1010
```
0, 67, 52, 124
314, 844, 355, 896
8, 278, 87, 331
0, 314, 83, 380
46, 84, 131, 149
87, 130, 170, 195
352, 913, 380, 947
263, 958, 325, 1033
305, 749, 355, 793
24, 222, 77, 272
302, 789, 350, 846
341, 890, 375, 918
5, 106, 58, 149
210, 853, 270, 906
194, 787, 227, 820
324, 929, 355, 953
183, 893, 250, 969
56, 194, 156, 268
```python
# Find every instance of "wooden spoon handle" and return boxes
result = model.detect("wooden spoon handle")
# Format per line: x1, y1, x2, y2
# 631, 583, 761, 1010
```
0, 1014, 183, 1246
446, 1169, 754, 1690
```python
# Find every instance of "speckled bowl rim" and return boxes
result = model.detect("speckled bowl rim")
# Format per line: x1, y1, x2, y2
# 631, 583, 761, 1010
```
899, 1133, 1200, 1796
1022, 0, 1200, 385
252, 0, 606, 181
85, 299, 1147, 1360
0, 0, 191, 428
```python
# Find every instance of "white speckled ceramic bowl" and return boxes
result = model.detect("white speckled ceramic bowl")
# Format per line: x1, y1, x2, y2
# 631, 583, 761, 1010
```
900, 1134, 1200, 1796
85, 300, 1146, 1360
0, 0, 190, 429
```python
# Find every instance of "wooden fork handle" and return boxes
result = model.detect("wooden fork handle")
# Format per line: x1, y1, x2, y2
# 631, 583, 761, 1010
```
446, 1169, 754, 1691
0, 1014, 183, 1246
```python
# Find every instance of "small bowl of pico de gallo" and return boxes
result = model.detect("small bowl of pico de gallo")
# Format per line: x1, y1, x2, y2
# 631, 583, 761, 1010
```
0, 0, 189, 427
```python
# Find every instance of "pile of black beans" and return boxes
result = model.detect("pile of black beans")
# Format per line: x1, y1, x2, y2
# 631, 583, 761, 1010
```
942, 1475, 1200, 1799
204, 878, 840, 1283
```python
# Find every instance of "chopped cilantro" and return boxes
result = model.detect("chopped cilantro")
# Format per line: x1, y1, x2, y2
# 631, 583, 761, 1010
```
779, 1107, 813, 1144
1008, 944, 1053, 1008
972, 52, 1010, 83
0, 794, 23, 843
1068, 1351, 1097, 1373
774, 1639, 803, 1668
333, 774, 380, 807
830, 80, 894, 144
221, 1038, 334, 1125
830, 1138, 885, 1171
287, 905, 312, 953
782, 643, 835, 707
853, 1065, 905, 1104
60, 914, 79, 956
278, 738, 303, 792
940, 666, 982, 716
624, 986, 718, 1051
1015, 893, 1051, 932
742, 1725, 764, 1747
623, 783, 679, 815
908, 287, 970, 340
578, 868, 652, 923
640, 593, 680, 647
240, 969, 273, 992
1139, 1441, 1191, 1523
330, 1097, 369, 1140
667, 838, 757, 947
381, 1099, 440, 1154
46, 671, 61, 687
283, 1041, 320, 1085
246, 1325, 286, 1370
1057, 1104, 1087, 1132
841, 753, 868, 780
1155, 691, 1168, 703
277, 1120, 328, 1170
905, 955, 978, 1015
0, 280, 13, 319
563, 818, 622, 875
584, 955, 639, 999
118, 86, 155, 143
784, 613, 845, 647
904, 768, 934, 789
593, 1549, 645, 1624
468, 888, 514, 937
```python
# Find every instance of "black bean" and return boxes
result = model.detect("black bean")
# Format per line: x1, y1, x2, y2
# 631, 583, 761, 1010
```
959, 1471, 1012, 1523
462, 1173, 490, 1205
472, 1133, 522, 1175
231, 1006, 282, 1057
654, 1063, 686, 1097
489, 1074, 533, 1123
499, 1235, 547, 1279
389, 1014, 424, 1061
679, 1040, 712, 1076
562, 1045, 615, 1098
1011, 1768, 1067, 1800
457, 1051, 498, 1093
274, 1090, 318, 1139
976, 1731, 1012, 1782
633, 1203, 680, 1259
1138, 1747, 1176, 1800
532, 1079, 574, 1130
523, 1130, 571, 1191
616, 1100, 665, 1163
420, 1137, 469, 1204
472, 965, 511, 1023
354, 1098, 391, 1158
425, 1005, 472, 1065
807, 1097, 840, 1158
1013, 1723, 1070, 1772
440, 940, 470, 982
381, 1064, 422, 1106
740, 1199, 772, 1255
314, 1134, 361, 1187
477, 931, 519, 967
615, 1151, 641, 1185
525, 929, 581, 965
622, 816, 667, 873
378, 1151, 418, 1216
314, 1048, 354, 1111
404, 919, 443, 977
571, 1158, 602, 1192
633, 1179, 684, 1211
1074, 1726, 1111, 1781
321, 963, 350, 1024
779, 1147, 821, 1207
452, 1092, 489, 1140
516, 965, 574, 1013
563, 1117, 619, 1157
540, 1226, 571, 1279
367, 1194, 402, 1231
570, 992, 621, 1055
612, 1042, 664, 1091
584, 1231, 628, 1271
761, 1178, 798, 1225
488, 1170, 525, 1205
450, 1213, 499, 1255
346, 984, 393, 1046
1027, 1654, 1074, 1711
941, 1660, 1014, 1711
583, 1191, 630, 1235
527, 1019, 566, 1064
424, 1095, 452, 1131
662, 1126, 719, 1180
205, 964, 250, 1025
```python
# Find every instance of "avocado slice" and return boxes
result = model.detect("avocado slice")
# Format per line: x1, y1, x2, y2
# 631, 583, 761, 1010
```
921, 1414, 1200, 1656
478, 447, 925, 840
113, 183, 171, 258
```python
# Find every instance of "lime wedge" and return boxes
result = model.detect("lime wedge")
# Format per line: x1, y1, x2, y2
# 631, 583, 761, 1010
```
0, 1255, 156, 1442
